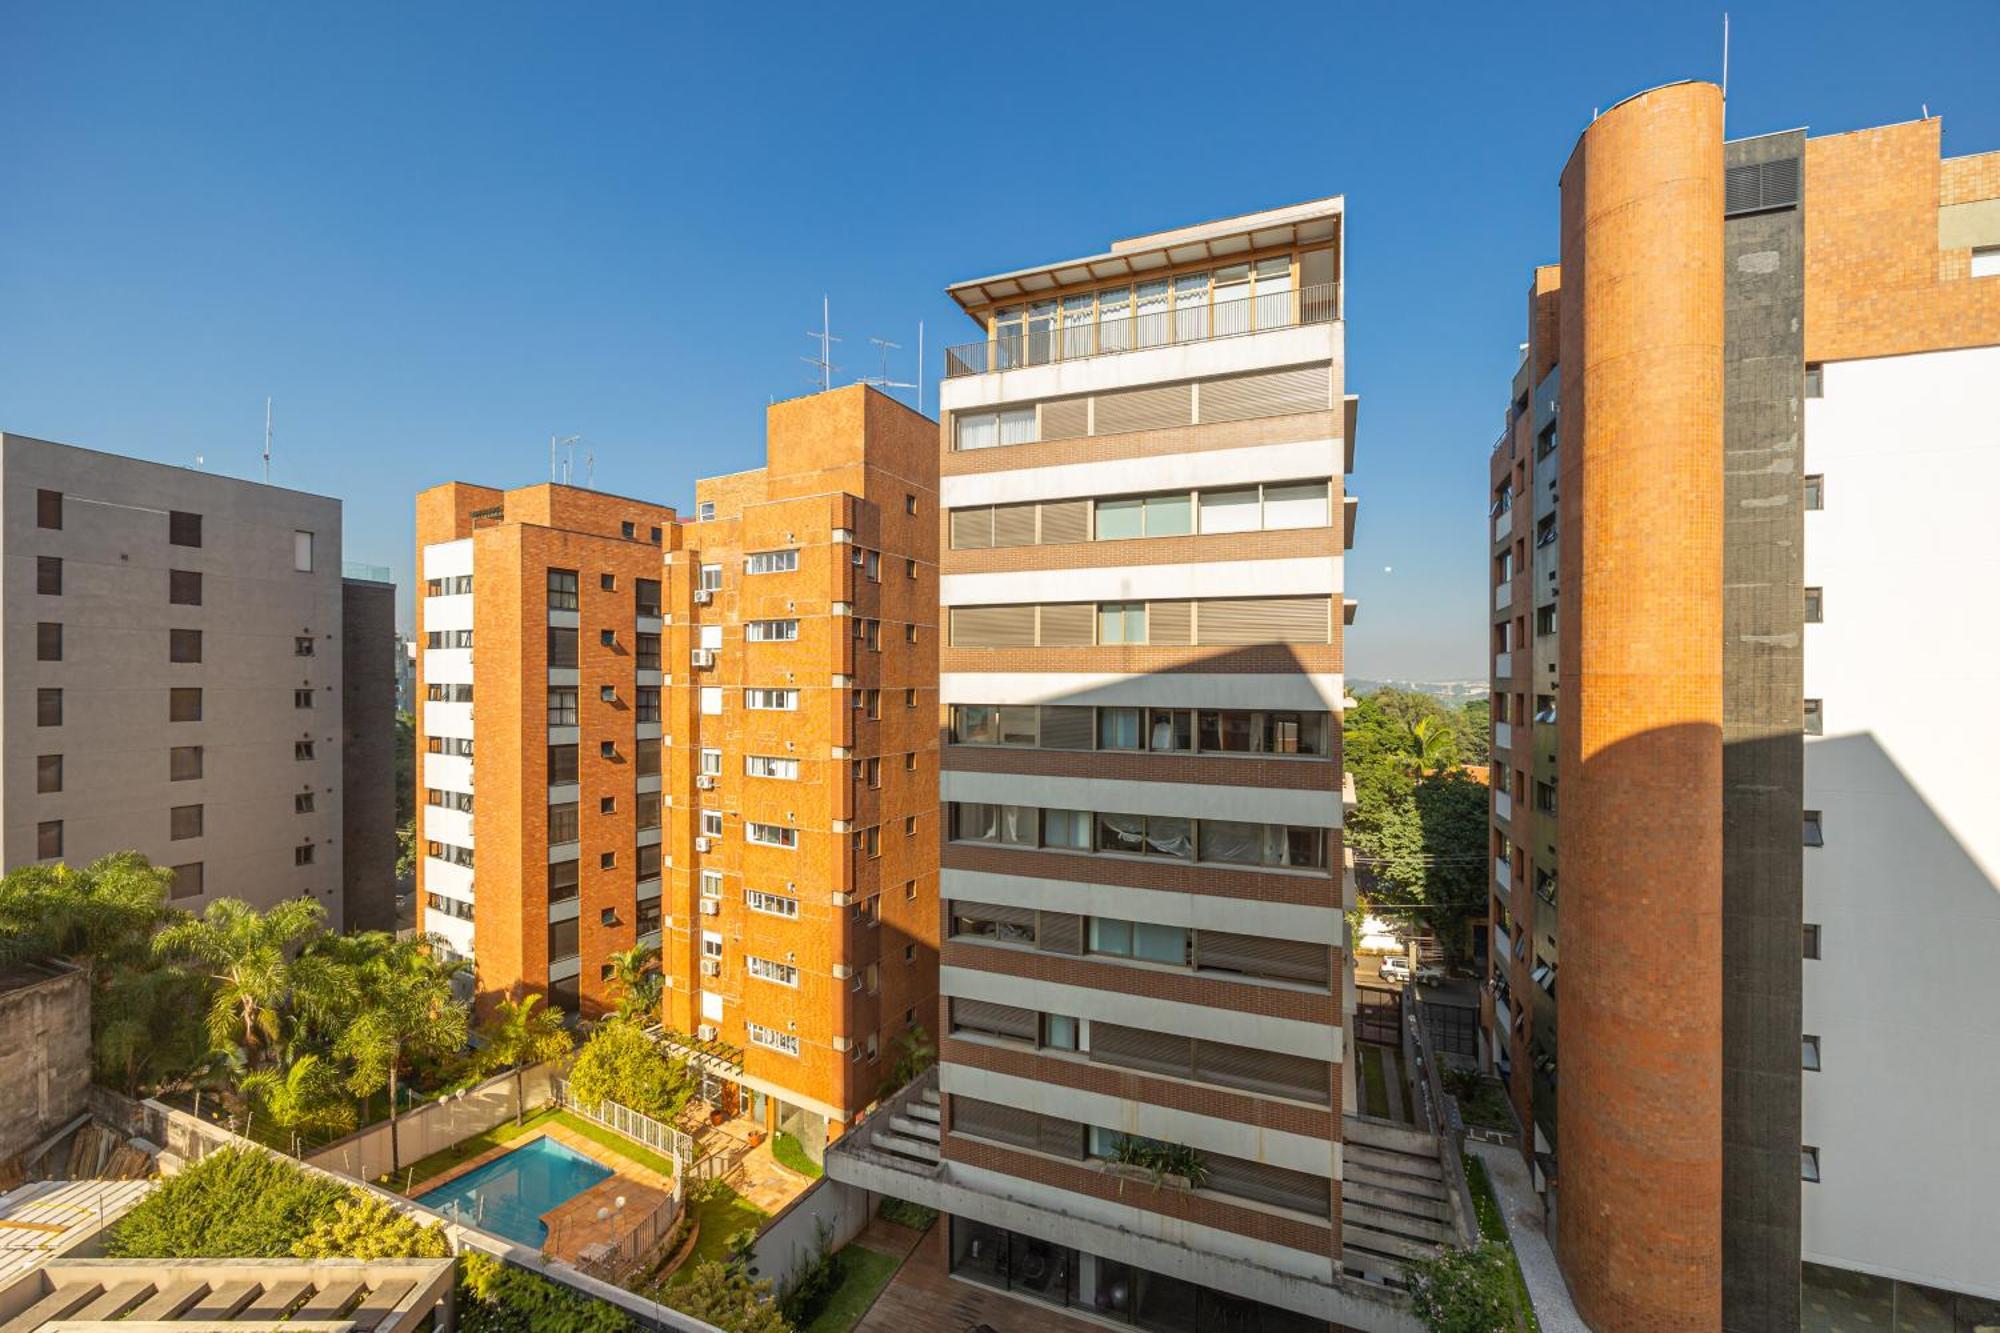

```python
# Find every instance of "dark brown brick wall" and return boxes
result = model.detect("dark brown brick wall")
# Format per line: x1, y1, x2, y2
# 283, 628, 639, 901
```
943, 842, 1340, 908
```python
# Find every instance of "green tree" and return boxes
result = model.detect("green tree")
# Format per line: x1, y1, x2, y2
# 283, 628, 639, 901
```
240, 1052, 359, 1145
393, 711, 416, 826
293, 1194, 451, 1260
564, 1018, 692, 1122
336, 942, 469, 1171
1399, 715, 1461, 779
1458, 698, 1492, 767
105, 1147, 351, 1258
458, 1252, 635, 1332
1409, 1240, 1520, 1332
0, 853, 172, 984
93, 963, 212, 1096
877, 1024, 935, 1098
665, 1261, 792, 1333
604, 944, 662, 1022
480, 992, 573, 1124
152, 897, 330, 1067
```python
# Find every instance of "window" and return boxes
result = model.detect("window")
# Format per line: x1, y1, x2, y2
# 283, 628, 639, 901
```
904, 623, 918, 644
599, 628, 618, 649
170, 746, 203, 781
856, 825, 881, 857
747, 1022, 799, 1056
905, 493, 918, 515
599, 739, 617, 760
549, 802, 580, 844
1802, 1034, 1821, 1072
599, 685, 617, 704
695, 748, 722, 777
635, 634, 661, 670
295, 636, 315, 657
599, 850, 617, 870
36, 754, 62, 794
953, 803, 1036, 846
1536, 604, 1557, 636
295, 792, 315, 814
905, 688, 918, 710
37, 622, 62, 661
1097, 813, 1191, 859
38, 689, 62, 727
295, 740, 316, 761
549, 860, 579, 903
620, 521, 636, 539
1803, 810, 1824, 847
168, 628, 202, 663
1097, 602, 1145, 644
746, 755, 798, 780
170, 862, 203, 900
1803, 363, 1824, 398
1535, 781, 1557, 815
636, 791, 660, 830
700, 870, 723, 899
636, 578, 661, 616
700, 686, 723, 715
700, 809, 724, 837
1042, 809, 1091, 850
168, 569, 202, 605
635, 686, 660, 723
291, 689, 314, 710
746, 619, 797, 642
293, 530, 314, 572
1803, 698, 1822, 735
746, 688, 797, 711
168, 804, 203, 840
37, 489, 62, 529
747, 822, 798, 849
548, 744, 579, 784
697, 501, 716, 522
169, 510, 202, 547
1803, 474, 1823, 510
1090, 918, 1190, 965
163, 687, 202, 723
863, 689, 881, 719
906, 557, 917, 580
38, 821, 62, 859
1804, 923, 1821, 959
745, 549, 799, 574
1198, 486, 1261, 534
1098, 708, 1141, 750
548, 917, 580, 962
37, 556, 61, 596
1804, 587, 1823, 622
635, 737, 660, 776
698, 563, 722, 591
1095, 491, 1193, 540
637, 897, 662, 935
746, 888, 798, 918
953, 406, 1037, 452
548, 688, 578, 726
548, 625, 578, 669
747, 955, 799, 986
1801, 1146, 1820, 1183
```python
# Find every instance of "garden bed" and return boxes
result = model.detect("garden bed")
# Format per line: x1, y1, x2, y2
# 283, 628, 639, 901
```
798, 1245, 902, 1333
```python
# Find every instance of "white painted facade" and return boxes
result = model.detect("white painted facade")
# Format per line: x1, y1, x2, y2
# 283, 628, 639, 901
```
941, 669, 1345, 711
420, 538, 478, 957
1800, 343, 2000, 1300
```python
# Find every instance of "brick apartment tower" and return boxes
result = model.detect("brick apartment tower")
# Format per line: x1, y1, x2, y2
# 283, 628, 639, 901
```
1485, 81, 2000, 1330
826, 200, 1449, 1333
414, 383, 940, 1156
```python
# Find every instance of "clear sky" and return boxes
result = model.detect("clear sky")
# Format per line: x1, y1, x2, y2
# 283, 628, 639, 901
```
4, 1, 1996, 679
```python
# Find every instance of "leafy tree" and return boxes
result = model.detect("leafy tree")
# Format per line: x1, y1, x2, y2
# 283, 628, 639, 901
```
1400, 715, 1461, 778
665, 1261, 791, 1333
106, 1148, 351, 1258
1409, 1240, 1519, 1332
564, 1018, 692, 1122
396, 823, 417, 881
337, 940, 469, 1172
605, 944, 662, 1021
0, 853, 171, 984
293, 1194, 451, 1260
152, 897, 330, 1067
480, 992, 573, 1124
393, 711, 416, 826
877, 1025, 934, 1098
94, 961, 211, 1096
241, 1052, 359, 1145
1458, 699, 1492, 767
458, 1252, 635, 1332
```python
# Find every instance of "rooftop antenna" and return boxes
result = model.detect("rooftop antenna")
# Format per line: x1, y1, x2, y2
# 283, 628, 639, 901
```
263, 397, 273, 483
551, 433, 579, 484
1721, 12, 1730, 120
857, 332, 922, 408
802, 295, 840, 392
585, 450, 595, 489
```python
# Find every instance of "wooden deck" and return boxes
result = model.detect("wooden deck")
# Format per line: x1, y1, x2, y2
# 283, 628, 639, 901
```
854, 1224, 1105, 1333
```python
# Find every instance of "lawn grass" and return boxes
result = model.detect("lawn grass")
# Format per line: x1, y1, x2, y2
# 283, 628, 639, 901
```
1455, 1076, 1521, 1135
666, 1185, 770, 1286
1464, 1154, 1541, 1332
392, 1107, 676, 1194
1358, 1044, 1392, 1119
771, 1130, 823, 1179
799, 1246, 902, 1333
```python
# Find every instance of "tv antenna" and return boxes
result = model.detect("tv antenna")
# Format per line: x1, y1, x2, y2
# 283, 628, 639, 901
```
263, 397, 273, 483
802, 295, 840, 392
855, 322, 928, 413
550, 433, 579, 484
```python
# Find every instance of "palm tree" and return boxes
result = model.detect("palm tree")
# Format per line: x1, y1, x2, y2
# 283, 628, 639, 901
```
151, 897, 328, 1067
240, 1052, 358, 1146
605, 944, 662, 1021
1399, 715, 1459, 779
337, 948, 469, 1171
93, 964, 211, 1096
480, 993, 574, 1124
0, 854, 172, 985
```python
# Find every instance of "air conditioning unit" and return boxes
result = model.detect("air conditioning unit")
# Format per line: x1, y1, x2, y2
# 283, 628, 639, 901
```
697, 1024, 719, 1042
694, 589, 713, 605
691, 649, 715, 668
695, 774, 716, 790
694, 836, 713, 852
699, 957, 720, 977
700, 899, 720, 916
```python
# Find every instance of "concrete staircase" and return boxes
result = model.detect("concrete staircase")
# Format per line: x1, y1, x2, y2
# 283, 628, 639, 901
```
1340, 1116, 1456, 1286
866, 1079, 942, 1169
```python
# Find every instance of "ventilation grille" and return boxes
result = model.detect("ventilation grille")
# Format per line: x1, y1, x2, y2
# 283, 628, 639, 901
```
1725, 157, 1801, 216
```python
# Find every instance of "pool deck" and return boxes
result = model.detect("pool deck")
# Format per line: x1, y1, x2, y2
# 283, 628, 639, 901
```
412, 1122, 676, 1266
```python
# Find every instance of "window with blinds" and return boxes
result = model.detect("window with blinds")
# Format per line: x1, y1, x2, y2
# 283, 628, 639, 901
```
1090, 1022, 1195, 1078
1036, 603, 1096, 647
1199, 365, 1333, 422
1147, 600, 1193, 646
950, 605, 1036, 647
1195, 931, 1329, 985
951, 1097, 1042, 1149
991, 503, 1038, 547
1094, 382, 1194, 436
1038, 706, 1094, 750
951, 997, 1037, 1042
1197, 597, 1329, 645
1037, 911, 1085, 955
1041, 397, 1089, 441
1203, 1154, 1332, 1217
1192, 1039, 1331, 1105
1038, 499, 1090, 544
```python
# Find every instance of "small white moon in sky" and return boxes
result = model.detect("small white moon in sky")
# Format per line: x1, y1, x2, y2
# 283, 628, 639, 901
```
1383, 566, 1393, 574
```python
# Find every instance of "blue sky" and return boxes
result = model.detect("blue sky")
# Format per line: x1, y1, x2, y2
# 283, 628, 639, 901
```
4, 1, 1996, 679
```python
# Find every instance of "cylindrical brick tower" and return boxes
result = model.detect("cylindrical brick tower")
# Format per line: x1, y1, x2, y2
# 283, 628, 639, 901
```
1555, 80, 1726, 1331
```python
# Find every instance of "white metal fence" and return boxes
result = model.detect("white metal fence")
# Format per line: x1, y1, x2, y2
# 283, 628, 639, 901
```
551, 1079, 695, 1170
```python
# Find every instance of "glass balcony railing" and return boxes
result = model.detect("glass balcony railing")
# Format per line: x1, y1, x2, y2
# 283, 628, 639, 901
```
945, 281, 1339, 378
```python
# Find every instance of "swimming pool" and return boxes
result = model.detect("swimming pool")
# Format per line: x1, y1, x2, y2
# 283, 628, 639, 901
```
416, 1136, 612, 1247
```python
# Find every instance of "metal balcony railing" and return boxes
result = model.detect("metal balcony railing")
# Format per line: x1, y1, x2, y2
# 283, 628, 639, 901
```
945, 281, 1339, 377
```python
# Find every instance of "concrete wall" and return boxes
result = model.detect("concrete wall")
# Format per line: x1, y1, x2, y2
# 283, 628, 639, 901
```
1, 434, 347, 917
0, 964, 90, 1169
342, 578, 399, 932
746, 1176, 876, 1297
305, 1060, 557, 1184
1801, 342, 2000, 1300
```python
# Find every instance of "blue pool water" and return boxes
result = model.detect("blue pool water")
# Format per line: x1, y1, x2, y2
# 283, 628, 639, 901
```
417, 1136, 612, 1247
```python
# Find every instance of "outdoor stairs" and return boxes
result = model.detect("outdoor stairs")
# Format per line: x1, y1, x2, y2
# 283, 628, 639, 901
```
869, 1082, 941, 1168
1340, 1116, 1456, 1286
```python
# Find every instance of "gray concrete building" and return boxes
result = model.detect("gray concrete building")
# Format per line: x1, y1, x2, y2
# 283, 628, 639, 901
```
1, 433, 394, 925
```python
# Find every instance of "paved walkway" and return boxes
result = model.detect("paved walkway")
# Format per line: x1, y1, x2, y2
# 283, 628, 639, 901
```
856, 1223, 1104, 1333
1467, 1141, 1589, 1333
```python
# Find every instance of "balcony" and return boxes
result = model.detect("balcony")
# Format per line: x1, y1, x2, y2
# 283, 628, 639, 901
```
1494, 580, 1512, 611
945, 282, 1338, 377
1494, 789, 1512, 824
1492, 508, 1512, 543
1495, 858, 1511, 896
1494, 720, 1512, 753
1494, 651, 1513, 680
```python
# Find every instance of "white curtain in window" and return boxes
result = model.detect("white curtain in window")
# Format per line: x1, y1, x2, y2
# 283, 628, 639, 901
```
955, 413, 998, 451
1145, 817, 1192, 859
1254, 255, 1293, 328
1062, 293, 1094, 359
1135, 280, 1170, 348
1212, 264, 1250, 336
1199, 488, 1262, 534
1263, 482, 1331, 530
1097, 813, 1145, 855
1098, 287, 1131, 352
1202, 820, 1263, 865
998, 408, 1038, 447
1173, 272, 1210, 342
999, 805, 1034, 845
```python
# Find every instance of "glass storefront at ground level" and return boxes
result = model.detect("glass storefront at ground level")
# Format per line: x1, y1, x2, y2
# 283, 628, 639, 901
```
1802, 1262, 2000, 1332
948, 1215, 1327, 1331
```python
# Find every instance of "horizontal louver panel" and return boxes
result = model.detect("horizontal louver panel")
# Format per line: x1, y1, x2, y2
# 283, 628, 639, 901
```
1041, 397, 1089, 441
991, 503, 1039, 548
1038, 911, 1084, 956
1038, 1113, 1087, 1161
1037, 499, 1090, 545
1038, 603, 1095, 647
1039, 706, 1094, 750
951, 605, 1036, 648
949, 508, 993, 550
1204, 1154, 1332, 1217
1196, 931, 1330, 985
1091, 1022, 1194, 1078
956, 900, 1037, 930
1197, 597, 1329, 645
1193, 1039, 1330, 1105
1094, 383, 1193, 436
951, 997, 1037, 1042
1199, 365, 1333, 423
1147, 600, 1193, 646
952, 1096, 1040, 1149
1724, 156, 1801, 216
